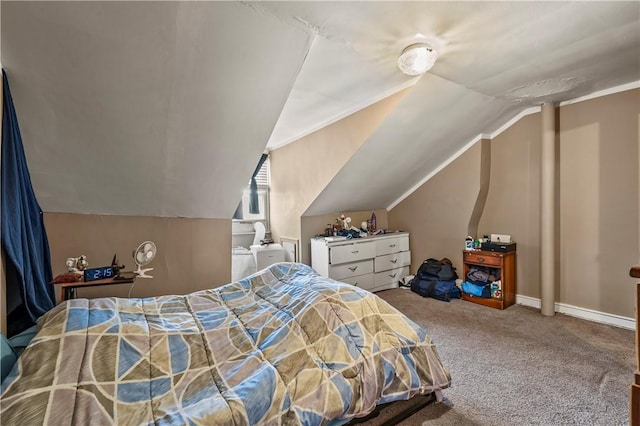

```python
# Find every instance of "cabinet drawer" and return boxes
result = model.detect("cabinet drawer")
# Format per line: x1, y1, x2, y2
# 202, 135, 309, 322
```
329, 260, 373, 280
464, 252, 502, 267
374, 251, 411, 272
330, 242, 375, 265
340, 273, 375, 291
375, 236, 409, 257
374, 266, 410, 287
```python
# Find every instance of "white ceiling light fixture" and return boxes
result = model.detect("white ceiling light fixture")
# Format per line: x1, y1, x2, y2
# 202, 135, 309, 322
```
397, 43, 438, 76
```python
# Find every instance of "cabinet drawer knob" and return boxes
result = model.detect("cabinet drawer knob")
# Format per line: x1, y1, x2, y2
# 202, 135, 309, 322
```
390, 259, 398, 264
348, 266, 358, 272
478, 257, 485, 262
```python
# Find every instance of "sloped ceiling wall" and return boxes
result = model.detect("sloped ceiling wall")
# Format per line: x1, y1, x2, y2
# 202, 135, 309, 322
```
1, 2, 639, 221
1, 1, 313, 218
292, 1, 640, 215
304, 73, 517, 216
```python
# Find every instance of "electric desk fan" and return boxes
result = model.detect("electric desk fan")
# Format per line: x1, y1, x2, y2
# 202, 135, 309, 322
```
133, 241, 157, 278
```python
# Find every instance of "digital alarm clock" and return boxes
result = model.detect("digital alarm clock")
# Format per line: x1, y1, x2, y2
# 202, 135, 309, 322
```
83, 265, 115, 282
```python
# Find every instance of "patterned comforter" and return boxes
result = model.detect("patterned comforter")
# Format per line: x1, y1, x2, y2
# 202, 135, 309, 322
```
1, 262, 450, 425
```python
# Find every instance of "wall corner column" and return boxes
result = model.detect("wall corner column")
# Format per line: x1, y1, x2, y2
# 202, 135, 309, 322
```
540, 102, 556, 316
467, 138, 491, 238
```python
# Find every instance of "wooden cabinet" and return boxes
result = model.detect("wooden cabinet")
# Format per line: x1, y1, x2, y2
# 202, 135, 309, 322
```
461, 250, 516, 310
311, 233, 410, 293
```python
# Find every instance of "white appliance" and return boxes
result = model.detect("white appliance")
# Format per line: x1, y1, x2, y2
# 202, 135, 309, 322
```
491, 234, 512, 243
252, 222, 266, 245
250, 243, 285, 270
232, 246, 257, 282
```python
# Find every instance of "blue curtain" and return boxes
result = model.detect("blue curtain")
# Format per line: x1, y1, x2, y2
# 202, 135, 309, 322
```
2, 70, 55, 322
249, 154, 268, 215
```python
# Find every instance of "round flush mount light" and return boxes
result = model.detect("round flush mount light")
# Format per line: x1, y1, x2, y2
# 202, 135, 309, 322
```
397, 43, 438, 76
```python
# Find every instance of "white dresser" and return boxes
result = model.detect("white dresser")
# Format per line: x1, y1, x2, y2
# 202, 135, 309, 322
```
311, 232, 410, 292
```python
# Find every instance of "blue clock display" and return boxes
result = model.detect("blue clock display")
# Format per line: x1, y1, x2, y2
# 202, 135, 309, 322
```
83, 266, 115, 282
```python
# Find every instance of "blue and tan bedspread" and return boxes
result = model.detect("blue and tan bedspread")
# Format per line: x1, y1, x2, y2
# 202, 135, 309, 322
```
1, 262, 450, 425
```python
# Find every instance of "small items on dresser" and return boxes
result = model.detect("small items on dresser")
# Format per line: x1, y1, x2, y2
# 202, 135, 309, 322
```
65, 254, 88, 274
465, 236, 474, 251
52, 251, 138, 300
322, 212, 383, 239
490, 281, 502, 299
51, 273, 82, 284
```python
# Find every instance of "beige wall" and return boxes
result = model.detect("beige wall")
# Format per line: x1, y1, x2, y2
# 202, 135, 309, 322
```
45, 213, 231, 303
3, 87, 637, 327
301, 209, 388, 265
390, 88, 639, 319
478, 113, 542, 299
388, 143, 482, 274
557, 90, 639, 317
269, 89, 409, 263
468, 139, 491, 238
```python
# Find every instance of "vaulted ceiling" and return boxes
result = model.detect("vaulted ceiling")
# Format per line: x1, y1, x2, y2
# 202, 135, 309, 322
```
2, 2, 639, 219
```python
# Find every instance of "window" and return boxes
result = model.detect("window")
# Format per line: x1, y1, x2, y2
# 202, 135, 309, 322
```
233, 156, 270, 226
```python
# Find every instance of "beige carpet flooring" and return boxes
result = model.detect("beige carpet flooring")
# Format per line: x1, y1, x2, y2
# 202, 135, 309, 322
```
361, 288, 635, 426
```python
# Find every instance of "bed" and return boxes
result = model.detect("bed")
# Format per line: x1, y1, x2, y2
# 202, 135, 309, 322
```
1, 262, 450, 425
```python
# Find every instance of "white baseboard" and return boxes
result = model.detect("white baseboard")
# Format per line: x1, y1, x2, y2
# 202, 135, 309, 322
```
516, 294, 635, 330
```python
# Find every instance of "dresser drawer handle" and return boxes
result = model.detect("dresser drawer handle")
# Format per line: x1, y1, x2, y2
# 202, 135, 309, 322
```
389, 244, 396, 248
348, 266, 358, 272
351, 250, 359, 254
477, 257, 485, 263
389, 273, 398, 278
390, 259, 398, 264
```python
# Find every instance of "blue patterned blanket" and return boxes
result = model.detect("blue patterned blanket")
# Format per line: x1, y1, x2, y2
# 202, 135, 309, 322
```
1, 262, 450, 425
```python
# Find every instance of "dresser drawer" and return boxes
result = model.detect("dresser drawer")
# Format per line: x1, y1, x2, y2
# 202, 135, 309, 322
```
463, 251, 502, 267
329, 259, 373, 280
329, 241, 375, 265
375, 236, 409, 257
374, 266, 410, 287
374, 250, 411, 272
340, 273, 375, 291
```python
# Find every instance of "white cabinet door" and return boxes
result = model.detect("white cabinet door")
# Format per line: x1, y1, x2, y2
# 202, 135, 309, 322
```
329, 260, 374, 280
340, 273, 375, 291
374, 251, 411, 273
329, 242, 375, 264
374, 266, 410, 288
375, 236, 409, 257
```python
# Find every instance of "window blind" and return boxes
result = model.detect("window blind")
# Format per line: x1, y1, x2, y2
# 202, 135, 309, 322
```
253, 157, 269, 187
